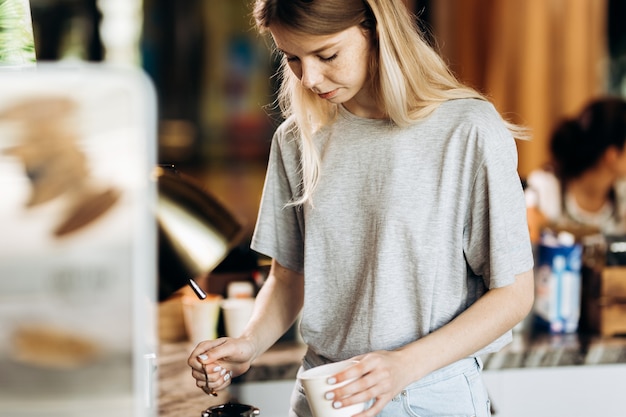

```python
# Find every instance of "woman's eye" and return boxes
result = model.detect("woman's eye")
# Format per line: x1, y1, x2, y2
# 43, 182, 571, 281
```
320, 54, 338, 62
285, 56, 299, 63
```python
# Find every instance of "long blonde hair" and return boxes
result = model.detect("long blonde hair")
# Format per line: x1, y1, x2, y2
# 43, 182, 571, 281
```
253, 0, 527, 205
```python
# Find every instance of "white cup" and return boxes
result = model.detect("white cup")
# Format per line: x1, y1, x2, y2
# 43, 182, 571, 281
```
298, 360, 366, 417
221, 298, 255, 338
227, 281, 255, 299
181, 294, 222, 344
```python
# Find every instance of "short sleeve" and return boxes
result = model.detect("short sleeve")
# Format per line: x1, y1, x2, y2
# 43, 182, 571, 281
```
250, 123, 305, 273
463, 121, 534, 289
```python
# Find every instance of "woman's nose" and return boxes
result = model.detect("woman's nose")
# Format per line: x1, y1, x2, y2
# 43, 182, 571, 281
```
300, 60, 323, 90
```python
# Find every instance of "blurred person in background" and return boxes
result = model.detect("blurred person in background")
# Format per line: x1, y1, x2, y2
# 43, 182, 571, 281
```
525, 97, 626, 238
188, 1, 534, 416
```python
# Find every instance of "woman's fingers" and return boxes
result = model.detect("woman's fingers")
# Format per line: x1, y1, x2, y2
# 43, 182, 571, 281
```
191, 361, 234, 393
188, 337, 256, 396
203, 369, 233, 392
324, 351, 406, 415
188, 338, 228, 364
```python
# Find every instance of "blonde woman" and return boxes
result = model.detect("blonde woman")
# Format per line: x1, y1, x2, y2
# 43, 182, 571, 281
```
189, 1, 534, 416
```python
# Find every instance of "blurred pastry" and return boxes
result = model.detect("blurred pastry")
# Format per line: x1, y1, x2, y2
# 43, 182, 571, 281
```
11, 324, 101, 369
1, 96, 121, 237
54, 187, 121, 237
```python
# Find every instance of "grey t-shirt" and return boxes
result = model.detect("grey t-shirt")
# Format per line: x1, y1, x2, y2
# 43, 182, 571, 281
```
251, 98, 533, 360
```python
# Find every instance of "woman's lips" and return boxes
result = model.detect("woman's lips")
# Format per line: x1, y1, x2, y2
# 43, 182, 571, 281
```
318, 89, 338, 100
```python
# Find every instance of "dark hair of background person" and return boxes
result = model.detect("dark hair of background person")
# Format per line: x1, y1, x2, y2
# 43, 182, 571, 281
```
550, 97, 626, 182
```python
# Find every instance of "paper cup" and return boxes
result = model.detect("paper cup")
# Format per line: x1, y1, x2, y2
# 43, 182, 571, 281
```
221, 298, 255, 338
298, 360, 366, 417
226, 281, 255, 299
181, 294, 222, 344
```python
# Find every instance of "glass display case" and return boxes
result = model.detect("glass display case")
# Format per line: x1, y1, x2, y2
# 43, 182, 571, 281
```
0, 64, 158, 417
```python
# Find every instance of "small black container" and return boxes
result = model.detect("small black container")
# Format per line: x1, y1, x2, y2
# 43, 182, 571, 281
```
201, 403, 260, 417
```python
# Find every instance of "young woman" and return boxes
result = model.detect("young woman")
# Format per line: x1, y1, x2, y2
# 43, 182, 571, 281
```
526, 97, 626, 236
188, 1, 534, 416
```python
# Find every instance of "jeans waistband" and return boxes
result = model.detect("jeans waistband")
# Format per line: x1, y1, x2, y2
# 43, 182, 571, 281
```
408, 356, 483, 389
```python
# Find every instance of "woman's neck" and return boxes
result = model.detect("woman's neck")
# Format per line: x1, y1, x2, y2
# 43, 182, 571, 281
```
566, 169, 614, 213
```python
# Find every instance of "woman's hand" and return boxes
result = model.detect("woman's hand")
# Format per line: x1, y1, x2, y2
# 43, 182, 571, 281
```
187, 336, 257, 396
324, 350, 413, 417
187, 260, 305, 397
330, 270, 534, 415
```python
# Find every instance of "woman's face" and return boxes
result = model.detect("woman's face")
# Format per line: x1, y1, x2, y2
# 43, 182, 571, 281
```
271, 24, 383, 118
613, 143, 626, 178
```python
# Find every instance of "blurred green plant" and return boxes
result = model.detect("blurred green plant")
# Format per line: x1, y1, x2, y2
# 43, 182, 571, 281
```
0, 0, 36, 66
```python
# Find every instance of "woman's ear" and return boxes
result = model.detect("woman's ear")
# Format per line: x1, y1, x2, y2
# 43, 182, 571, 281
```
602, 145, 620, 166
602, 144, 626, 175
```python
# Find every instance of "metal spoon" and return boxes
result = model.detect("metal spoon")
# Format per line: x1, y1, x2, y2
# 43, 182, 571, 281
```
204, 370, 218, 396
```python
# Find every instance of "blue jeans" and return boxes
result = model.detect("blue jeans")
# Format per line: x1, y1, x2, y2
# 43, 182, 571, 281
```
377, 357, 491, 417
290, 356, 491, 417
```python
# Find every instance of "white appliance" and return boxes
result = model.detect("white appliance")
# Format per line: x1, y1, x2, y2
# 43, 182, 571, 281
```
0, 64, 158, 417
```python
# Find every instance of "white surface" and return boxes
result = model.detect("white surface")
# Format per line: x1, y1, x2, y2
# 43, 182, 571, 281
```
231, 380, 295, 417
483, 364, 626, 417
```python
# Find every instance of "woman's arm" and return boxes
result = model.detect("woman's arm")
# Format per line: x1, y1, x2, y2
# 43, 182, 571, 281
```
243, 259, 305, 359
187, 259, 304, 393
331, 269, 534, 417
398, 268, 534, 379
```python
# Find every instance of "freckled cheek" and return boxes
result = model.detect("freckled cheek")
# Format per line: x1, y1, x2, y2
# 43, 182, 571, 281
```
341, 56, 370, 87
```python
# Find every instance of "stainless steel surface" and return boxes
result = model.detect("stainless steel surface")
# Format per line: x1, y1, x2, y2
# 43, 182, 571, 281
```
189, 278, 208, 300
156, 165, 245, 301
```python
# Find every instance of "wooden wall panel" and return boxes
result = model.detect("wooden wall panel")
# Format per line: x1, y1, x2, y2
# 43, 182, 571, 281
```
432, 0, 608, 177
